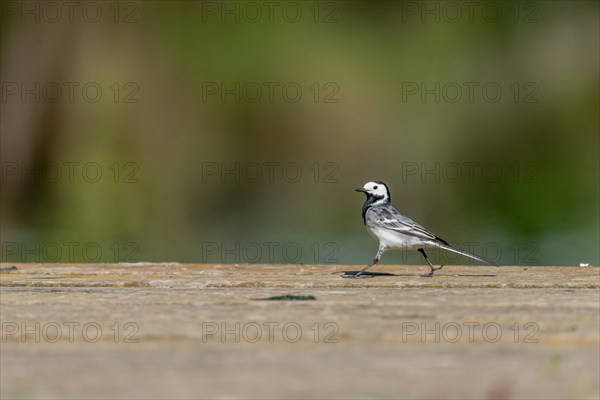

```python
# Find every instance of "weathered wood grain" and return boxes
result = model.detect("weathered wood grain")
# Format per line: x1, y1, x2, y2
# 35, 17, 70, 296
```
1, 263, 599, 399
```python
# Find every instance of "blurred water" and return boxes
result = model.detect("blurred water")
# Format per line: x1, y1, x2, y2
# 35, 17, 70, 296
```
1, 1, 598, 266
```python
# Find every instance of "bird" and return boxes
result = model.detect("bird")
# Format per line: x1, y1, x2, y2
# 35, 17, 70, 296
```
351, 180, 497, 278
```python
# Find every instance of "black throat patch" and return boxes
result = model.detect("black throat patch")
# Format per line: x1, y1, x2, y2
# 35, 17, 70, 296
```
361, 194, 386, 224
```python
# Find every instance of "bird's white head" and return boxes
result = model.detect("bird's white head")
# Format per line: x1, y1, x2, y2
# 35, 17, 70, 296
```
355, 181, 391, 204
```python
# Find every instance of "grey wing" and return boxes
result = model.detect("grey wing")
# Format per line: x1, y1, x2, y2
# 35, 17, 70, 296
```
370, 207, 450, 245
368, 206, 496, 265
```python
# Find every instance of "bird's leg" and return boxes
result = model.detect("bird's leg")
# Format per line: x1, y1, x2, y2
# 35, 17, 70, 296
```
418, 248, 444, 277
354, 256, 379, 277
348, 245, 385, 278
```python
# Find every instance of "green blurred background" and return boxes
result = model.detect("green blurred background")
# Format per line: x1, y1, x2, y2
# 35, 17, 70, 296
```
1, 0, 598, 266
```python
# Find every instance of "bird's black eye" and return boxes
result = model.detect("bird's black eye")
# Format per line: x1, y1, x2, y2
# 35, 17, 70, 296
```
373, 185, 378, 189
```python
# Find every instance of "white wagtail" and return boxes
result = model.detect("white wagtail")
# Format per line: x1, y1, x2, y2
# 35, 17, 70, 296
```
351, 181, 497, 277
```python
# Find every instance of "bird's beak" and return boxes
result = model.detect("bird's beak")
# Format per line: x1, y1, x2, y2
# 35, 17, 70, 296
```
355, 188, 367, 193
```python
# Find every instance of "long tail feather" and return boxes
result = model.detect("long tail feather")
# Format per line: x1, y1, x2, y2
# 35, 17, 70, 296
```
436, 243, 499, 266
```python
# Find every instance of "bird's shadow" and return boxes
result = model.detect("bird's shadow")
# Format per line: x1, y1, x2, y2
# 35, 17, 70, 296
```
335, 270, 497, 278
336, 271, 400, 279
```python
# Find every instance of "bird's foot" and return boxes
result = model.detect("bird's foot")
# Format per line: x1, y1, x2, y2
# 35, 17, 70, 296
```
420, 264, 444, 278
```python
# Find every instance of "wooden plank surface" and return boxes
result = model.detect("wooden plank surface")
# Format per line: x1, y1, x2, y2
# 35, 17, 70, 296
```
1, 263, 599, 399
